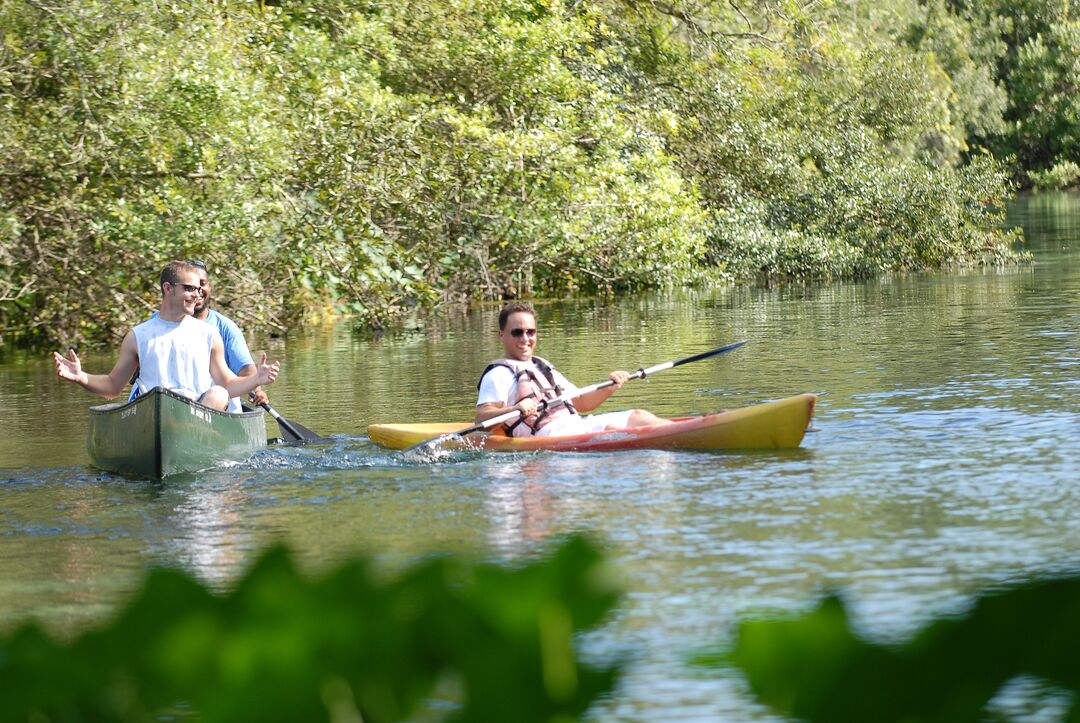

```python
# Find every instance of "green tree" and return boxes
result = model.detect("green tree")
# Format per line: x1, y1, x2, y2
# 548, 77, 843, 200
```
1009, 18, 1080, 173
0, 0, 1027, 349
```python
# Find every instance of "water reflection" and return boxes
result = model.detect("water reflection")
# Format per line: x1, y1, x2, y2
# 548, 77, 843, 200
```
485, 459, 560, 550
166, 474, 257, 587
483, 452, 686, 553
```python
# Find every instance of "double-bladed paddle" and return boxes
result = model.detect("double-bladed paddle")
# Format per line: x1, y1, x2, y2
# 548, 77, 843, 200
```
402, 339, 748, 455
251, 394, 326, 444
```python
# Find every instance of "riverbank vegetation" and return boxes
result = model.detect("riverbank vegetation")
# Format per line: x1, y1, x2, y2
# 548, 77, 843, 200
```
2, 0, 1070, 348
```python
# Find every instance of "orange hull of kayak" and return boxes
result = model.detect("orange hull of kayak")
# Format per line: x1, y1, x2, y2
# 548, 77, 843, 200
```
368, 393, 816, 452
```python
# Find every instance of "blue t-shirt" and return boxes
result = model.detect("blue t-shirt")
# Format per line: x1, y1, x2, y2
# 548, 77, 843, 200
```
203, 309, 255, 373
130, 310, 255, 404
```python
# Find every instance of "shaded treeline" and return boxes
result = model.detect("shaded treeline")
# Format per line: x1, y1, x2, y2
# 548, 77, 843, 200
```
2, 0, 1069, 348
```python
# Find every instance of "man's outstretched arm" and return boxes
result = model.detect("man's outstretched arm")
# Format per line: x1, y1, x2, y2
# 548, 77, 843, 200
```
53, 333, 140, 399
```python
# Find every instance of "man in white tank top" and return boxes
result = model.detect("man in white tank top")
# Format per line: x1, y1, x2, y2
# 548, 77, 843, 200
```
127, 259, 267, 413
53, 261, 280, 411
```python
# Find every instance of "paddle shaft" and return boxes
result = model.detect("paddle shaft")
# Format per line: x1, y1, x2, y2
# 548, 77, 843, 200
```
406, 339, 747, 451
481, 338, 748, 429
259, 401, 305, 441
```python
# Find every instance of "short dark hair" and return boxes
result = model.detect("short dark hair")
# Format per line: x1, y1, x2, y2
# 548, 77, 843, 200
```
159, 261, 202, 293
498, 302, 536, 330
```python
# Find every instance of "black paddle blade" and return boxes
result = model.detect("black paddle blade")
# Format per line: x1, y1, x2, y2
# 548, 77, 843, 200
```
255, 400, 327, 445
275, 415, 325, 445
672, 339, 748, 367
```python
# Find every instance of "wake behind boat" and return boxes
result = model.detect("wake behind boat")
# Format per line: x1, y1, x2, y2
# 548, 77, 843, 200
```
87, 387, 267, 478
369, 393, 816, 452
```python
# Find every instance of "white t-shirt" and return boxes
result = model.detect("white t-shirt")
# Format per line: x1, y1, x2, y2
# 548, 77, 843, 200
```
476, 361, 578, 408
133, 310, 252, 411
132, 315, 219, 401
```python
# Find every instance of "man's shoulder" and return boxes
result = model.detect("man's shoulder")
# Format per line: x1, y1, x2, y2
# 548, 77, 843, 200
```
133, 314, 213, 341
135, 310, 161, 327
530, 355, 557, 371
486, 356, 555, 367
133, 313, 170, 335
480, 361, 516, 378
477, 361, 517, 392
481, 357, 559, 375
206, 309, 242, 334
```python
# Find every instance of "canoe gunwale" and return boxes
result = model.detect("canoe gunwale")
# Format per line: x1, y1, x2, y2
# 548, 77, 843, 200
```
87, 386, 265, 419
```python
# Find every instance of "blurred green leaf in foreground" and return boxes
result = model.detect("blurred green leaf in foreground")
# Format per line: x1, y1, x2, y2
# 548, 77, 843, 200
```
706, 576, 1080, 721
0, 535, 621, 723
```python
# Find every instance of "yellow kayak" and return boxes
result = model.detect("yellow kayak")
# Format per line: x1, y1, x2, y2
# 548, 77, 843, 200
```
369, 393, 816, 452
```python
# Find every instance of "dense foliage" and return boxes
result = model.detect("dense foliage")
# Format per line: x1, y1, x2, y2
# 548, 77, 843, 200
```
702, 574, 1080, 720
0, 535, 621, 722
902, 0, 1080, 183
0, 0, 1043, 348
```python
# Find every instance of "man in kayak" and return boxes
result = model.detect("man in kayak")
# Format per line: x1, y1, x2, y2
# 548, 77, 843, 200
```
475, 302, 672, 437
53, 261, 280, 411
128, 259, 267, 412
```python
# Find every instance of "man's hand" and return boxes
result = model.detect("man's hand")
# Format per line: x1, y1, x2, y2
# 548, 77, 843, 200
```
256, 352, 281, 386
515, 398, 539, 418
250, 386, 269, 406
54, 348, 86, 385
608, 370, 630, 389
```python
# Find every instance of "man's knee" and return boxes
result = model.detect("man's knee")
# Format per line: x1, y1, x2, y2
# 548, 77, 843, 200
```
198, 386, 229, 411
627, 409, 671, 427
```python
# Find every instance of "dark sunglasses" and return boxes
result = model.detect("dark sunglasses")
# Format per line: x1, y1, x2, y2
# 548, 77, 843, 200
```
188, 259, 207, 270
169, 282, 201, 293
510, 328, 537, 338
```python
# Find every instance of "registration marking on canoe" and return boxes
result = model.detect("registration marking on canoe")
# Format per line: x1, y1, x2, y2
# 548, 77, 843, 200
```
120, 406, 138, 420
190, 406, 212, 425
590, 432, 635, 442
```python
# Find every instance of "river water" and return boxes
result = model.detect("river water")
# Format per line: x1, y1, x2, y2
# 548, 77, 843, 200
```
1, 193, 1078, 720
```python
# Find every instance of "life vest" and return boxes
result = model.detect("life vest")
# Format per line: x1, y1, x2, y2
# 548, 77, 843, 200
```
478, 356, 578, 435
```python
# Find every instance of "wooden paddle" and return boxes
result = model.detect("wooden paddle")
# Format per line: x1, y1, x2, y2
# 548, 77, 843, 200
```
403, 339, 748, 455
251, 394, 326, 444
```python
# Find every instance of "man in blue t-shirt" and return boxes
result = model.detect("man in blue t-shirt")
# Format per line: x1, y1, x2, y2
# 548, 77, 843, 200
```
131, 260, 269, 412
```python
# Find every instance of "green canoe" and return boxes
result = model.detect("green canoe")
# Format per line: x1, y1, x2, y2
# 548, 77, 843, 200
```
87, 387, 267, 478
